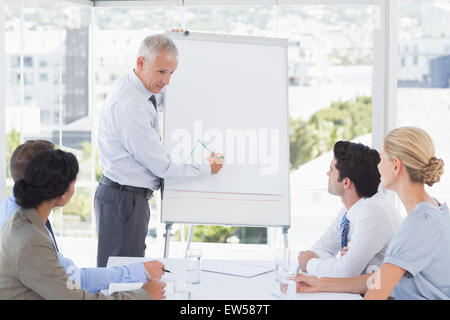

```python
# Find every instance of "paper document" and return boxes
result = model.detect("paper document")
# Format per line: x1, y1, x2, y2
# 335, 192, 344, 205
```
107, 282, 144, 295
201, 260, 275, 278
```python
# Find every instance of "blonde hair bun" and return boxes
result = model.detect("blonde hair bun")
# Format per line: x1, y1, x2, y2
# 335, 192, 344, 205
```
384, 127, 445, 186
422, 156, 445, 186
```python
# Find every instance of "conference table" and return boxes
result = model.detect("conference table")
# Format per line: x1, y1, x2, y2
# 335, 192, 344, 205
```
106, 256, 362, 300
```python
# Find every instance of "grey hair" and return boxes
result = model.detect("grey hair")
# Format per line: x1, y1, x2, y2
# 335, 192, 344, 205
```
137, 34, 178, 64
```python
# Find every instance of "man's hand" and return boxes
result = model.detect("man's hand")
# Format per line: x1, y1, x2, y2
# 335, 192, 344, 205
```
296, 273, 324, 293
208, 153, 224, 174
142, 279, 167, 300
297, 250, 319, 273
143, 260, 165, 280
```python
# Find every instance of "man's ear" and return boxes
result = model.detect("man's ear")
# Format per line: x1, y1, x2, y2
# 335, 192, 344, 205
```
136, 56, 145, 72
343, 177, 352, 190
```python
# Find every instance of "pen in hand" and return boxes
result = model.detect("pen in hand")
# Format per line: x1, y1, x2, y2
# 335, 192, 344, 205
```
162, 268, 173, 274
144, 268, 173, 281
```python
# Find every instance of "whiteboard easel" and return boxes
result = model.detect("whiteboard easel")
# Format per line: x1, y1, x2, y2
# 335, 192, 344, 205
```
161, 31, 291, 257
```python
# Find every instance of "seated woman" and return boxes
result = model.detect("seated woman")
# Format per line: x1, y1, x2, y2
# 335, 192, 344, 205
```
296, 127, 450, 300
0, 149, 165, 299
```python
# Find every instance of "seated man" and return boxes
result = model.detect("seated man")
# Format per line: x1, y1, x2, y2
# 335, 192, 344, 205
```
297, 141, 404, 278
0, 140, 164, 293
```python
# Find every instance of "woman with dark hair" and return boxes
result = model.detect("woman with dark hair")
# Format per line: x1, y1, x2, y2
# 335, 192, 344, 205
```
0, 150, 165, 300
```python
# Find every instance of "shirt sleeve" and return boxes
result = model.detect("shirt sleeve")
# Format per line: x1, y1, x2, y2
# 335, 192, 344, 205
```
309, 212, 343, 261
307, 203, 394, 277
58, 253, 146, 294
117, 100, 211, 180
383, 210, 441, 277
18, 233, 150, 300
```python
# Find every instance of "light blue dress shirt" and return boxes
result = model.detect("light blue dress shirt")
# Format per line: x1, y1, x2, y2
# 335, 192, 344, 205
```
0, 193, 17, 230
0, 194, 147, 294
97, 69, 210, 191
384, 201, 450, 300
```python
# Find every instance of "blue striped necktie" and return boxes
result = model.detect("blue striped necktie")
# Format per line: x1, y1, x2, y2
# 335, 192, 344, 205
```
340, 211, 350, 250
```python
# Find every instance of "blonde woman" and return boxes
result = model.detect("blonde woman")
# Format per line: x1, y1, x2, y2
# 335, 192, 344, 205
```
296, 127, 450, 299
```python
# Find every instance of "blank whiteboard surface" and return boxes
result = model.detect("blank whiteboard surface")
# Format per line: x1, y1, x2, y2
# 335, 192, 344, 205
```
162, 32, 290, 227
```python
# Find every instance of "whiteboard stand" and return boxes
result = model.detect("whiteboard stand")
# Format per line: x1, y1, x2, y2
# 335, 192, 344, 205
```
162, 222, 192, 258
282, 226, 290, 249
163, 222, 173, 258
185, 224, 194, 258
163, 224, 290, 259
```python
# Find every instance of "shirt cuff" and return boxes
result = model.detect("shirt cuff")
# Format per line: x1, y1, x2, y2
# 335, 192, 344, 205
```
125, 262, 147, 282
306, 258, 321, 276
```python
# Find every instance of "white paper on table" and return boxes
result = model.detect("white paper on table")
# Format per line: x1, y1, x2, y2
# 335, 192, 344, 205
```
107, 282, 144, 295
201, 260, 275, 278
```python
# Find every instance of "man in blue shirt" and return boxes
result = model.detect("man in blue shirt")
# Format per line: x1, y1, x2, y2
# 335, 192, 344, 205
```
96, 33, 224, 267
0, 140, 165, 293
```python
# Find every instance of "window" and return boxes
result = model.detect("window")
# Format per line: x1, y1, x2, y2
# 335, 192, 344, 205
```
397, 0, 450, 215
24, 56, 33, 67
10, 55, 20, 68
24, 73, 34, 85
3, 0, 387, 264
39, 73, 48, 82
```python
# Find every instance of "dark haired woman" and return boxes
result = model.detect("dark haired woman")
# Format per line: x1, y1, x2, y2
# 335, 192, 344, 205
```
0, 149, 165, 299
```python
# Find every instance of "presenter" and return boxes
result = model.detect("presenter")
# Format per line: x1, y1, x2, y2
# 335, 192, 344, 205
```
96, 33, 224, 267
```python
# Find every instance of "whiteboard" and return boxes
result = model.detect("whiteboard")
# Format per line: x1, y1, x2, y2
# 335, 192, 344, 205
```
161, 31, 290, 227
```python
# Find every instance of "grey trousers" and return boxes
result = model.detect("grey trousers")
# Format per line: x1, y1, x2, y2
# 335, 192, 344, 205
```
94, 183, 150, 267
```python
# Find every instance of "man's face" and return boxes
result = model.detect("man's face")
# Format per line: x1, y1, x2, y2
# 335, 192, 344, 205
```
136, 49, 178, 94
326, 157, 344, 196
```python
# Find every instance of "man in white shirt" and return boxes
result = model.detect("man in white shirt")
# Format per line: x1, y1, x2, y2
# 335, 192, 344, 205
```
298, 141, 403, 278
96, 34, 224, 267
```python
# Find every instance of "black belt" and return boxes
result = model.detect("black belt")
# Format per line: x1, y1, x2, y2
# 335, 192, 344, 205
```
99, 176, 153, 200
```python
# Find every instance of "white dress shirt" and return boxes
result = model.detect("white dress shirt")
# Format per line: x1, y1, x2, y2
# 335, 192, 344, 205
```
97, 70, 211, 190
306, 192, 404, 278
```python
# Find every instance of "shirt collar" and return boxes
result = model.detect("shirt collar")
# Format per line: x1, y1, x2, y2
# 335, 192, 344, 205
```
129, 69, 161, 98
345, 196, 367, 220
129, 69, 164, 111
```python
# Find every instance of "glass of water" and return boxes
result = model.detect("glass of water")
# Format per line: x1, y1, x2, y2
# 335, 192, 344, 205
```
186, 248, 202, 284
279, 268, 296, 300
173, 279, 191, 300
273, 247, 290, 282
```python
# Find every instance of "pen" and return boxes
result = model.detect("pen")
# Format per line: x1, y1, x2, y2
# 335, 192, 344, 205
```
163, 268, 173, 274
198, 140, 214, 154
198, 140, 224, 159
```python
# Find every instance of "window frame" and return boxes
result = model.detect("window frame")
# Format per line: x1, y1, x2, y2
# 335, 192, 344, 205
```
1, 1, 398, 245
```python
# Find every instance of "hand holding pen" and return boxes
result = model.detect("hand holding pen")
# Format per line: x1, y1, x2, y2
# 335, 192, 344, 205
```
143, 260, 166, 280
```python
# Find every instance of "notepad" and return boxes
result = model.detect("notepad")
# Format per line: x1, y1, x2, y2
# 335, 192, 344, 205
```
201, 261, 275, 278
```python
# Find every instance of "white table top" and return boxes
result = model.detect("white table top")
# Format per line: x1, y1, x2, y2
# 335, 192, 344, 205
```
107, 256, 362, 300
